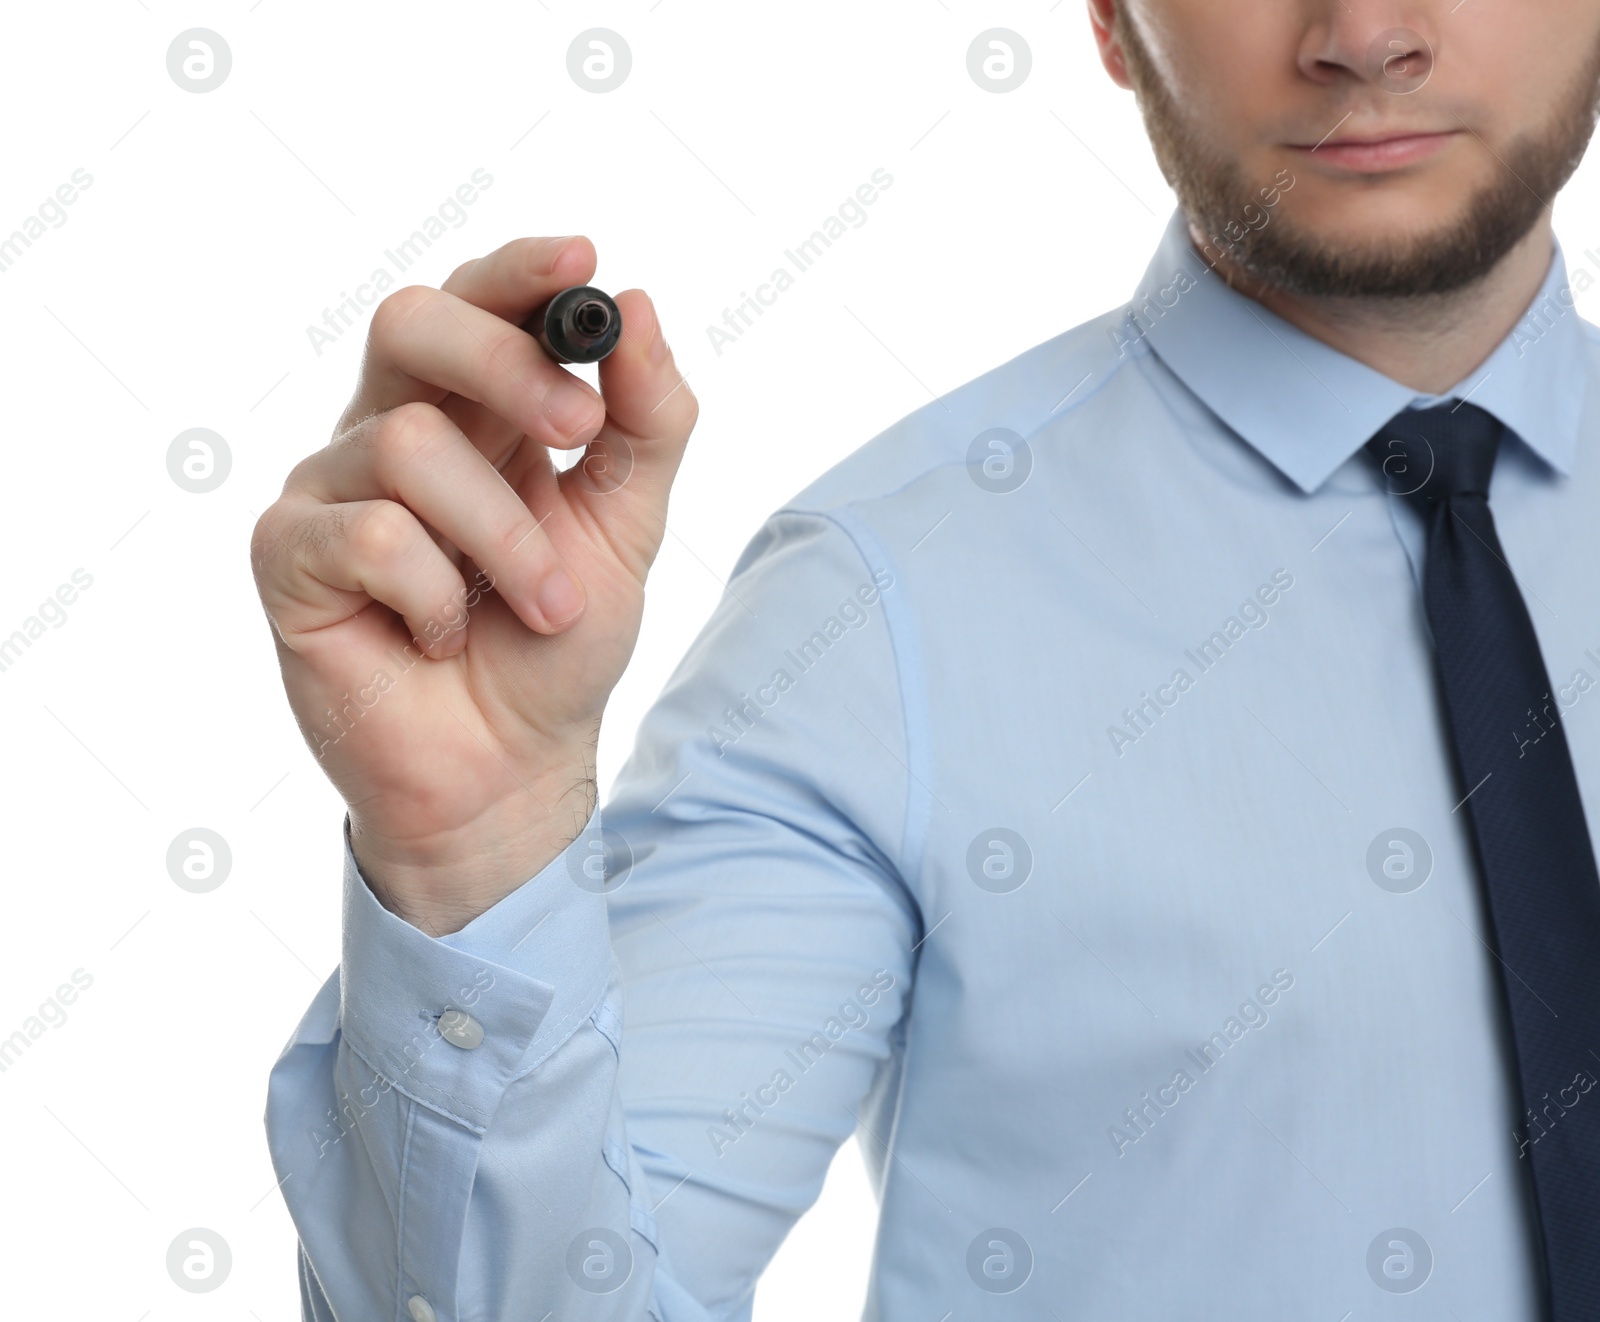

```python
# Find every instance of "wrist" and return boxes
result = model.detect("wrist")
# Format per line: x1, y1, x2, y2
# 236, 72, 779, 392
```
351, 772, 596, 936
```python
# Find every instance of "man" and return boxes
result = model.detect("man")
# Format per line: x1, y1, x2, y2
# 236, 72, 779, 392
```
254, 1, 1600, 1317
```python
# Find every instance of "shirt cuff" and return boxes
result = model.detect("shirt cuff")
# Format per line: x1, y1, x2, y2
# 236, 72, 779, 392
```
336, 807, 614, 1134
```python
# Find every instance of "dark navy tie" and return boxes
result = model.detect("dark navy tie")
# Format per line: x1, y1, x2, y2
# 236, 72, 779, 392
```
1366, 402, 1600, 1320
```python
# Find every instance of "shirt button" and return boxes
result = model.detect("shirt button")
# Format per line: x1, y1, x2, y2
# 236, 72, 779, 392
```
438, 1009, 484, 1050
405, 1295, 437, 1322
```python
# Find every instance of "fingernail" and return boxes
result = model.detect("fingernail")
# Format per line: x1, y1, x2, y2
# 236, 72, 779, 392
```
536, 568, 585, 627
546, 380, 604, 438
648, 314, 670, 365
544, 235, 575, 266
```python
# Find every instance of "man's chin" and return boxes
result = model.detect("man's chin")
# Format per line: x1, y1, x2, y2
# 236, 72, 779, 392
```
1275, 177, 1478, 247
1207, 184, 1536, 300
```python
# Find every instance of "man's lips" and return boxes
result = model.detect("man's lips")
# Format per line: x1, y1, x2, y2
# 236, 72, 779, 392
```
1288, 130, 1462, 172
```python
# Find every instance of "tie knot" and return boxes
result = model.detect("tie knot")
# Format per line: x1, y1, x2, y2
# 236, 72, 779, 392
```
1364, 401, 1505, 508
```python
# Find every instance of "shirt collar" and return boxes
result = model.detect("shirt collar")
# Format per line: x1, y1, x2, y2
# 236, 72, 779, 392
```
1129, 207, 1588, 494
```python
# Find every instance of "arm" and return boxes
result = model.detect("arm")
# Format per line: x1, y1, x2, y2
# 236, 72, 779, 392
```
266, 511, 916, 1319
256, 259, 918, 1321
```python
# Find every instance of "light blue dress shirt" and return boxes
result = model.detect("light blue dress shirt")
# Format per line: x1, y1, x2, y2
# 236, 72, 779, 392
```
266, 208, 1600, 1320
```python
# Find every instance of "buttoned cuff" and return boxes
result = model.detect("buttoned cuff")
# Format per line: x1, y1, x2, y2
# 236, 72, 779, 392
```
337, 808, 613, 1134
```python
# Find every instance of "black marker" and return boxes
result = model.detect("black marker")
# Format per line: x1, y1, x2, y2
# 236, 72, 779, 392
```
521, 285, 622, 364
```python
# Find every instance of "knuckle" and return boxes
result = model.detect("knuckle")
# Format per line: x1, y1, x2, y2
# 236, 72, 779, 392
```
443, 253, 483, 289
488, 512, 545, 565
369, 284, 435, 343
290, 505, 347, 562
282, 449, 325, 494
475, 323, 529, 377
252, 500, 335, 596
249, 505, 288, 579
660, 377, 700, 437
504, 236, 552, 280
371, 400, 449, 475
347, 501, 415, 567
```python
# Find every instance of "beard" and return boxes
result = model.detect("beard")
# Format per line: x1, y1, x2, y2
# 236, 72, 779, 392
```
1114, 10, 1600, 299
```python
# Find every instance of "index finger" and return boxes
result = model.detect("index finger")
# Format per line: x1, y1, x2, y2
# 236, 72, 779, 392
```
442, 234, 599, 323
337, 236, 603, 443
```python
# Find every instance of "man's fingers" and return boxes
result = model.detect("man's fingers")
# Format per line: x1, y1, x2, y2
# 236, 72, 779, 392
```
436, 392, 524, 470
291, 402, 585, 634
253, 497, 472, 659
348, 283, 606, 453
441, 234, 598, 323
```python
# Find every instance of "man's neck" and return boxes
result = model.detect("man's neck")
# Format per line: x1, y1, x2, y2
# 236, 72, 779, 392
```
1188, 219, 1555, 397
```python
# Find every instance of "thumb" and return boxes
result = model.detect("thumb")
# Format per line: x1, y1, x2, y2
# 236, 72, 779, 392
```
561, 289, 698, 573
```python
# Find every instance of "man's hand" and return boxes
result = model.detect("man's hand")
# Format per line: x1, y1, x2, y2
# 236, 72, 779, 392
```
250, 236, 697, 934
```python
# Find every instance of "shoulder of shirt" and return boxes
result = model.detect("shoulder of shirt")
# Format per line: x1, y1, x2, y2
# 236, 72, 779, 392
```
769, 304, 1137, 521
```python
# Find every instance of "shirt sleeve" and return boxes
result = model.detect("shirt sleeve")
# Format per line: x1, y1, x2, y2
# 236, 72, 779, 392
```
263, 508, 922, 1322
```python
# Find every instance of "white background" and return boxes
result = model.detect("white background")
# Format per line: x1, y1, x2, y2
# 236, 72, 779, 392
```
4, 3, 1600, 1318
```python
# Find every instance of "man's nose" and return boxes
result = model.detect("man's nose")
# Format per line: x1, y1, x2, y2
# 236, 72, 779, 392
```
1297, 4, 1438, 95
